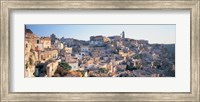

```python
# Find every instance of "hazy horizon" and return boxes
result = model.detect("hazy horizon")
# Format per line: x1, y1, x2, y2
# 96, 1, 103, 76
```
25, 24, 176, 44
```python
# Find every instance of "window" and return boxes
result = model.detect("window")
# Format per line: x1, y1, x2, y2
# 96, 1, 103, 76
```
37, 40, 39, 44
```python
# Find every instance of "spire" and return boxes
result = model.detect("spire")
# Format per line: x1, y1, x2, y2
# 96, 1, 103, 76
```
121, 31, 125, 38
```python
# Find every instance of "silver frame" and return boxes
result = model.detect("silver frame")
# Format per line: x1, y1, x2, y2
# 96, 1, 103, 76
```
1, 0, 199, 101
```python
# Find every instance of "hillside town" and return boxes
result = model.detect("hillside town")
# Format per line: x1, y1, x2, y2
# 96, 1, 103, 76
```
25, 27, 175, 77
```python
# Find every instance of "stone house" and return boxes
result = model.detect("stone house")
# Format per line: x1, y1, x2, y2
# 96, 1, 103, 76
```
40, 37, 51, 49
64, 46, 72, 54
90, 35, 110, 45
80, 45, 90, 55
46, 60, 59, 77
38, 49, 58, 62
68, 60, 79, 70
52, 40, 64, 50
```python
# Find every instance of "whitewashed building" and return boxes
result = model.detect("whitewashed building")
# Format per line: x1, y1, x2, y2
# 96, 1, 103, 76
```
80, 45, 89, 55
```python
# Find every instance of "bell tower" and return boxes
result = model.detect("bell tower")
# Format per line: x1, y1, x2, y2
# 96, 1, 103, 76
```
121, 31, 125, 38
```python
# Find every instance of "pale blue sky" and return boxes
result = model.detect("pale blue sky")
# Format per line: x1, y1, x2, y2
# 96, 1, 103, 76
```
25, 24, 175, 44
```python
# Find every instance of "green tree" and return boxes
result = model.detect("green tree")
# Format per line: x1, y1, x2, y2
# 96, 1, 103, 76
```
76, 70, 85, 76
126, 65, 137, 71
99, 68, 108, 73
59, 62, 72, 71
134, 54, 142, 59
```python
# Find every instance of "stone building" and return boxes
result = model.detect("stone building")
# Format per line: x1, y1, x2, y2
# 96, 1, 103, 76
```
90, 35, 110, 45
46, 60, 59, 77
38, 49, 58, 62
25, 31, 40, 51
64, 46, 72, 54
25, 29, 40, 77
40, 37, 51, 49
80, 45, 89, 55
52, 40, 64, 50
108, 35, 121, 41
67, 58, 79, 70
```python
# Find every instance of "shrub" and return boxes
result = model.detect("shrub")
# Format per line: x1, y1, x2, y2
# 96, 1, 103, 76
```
29, 58, 33, 65
134, 54, 142, 59
59, 62, 72, 71
99, 68, 108, 73
126, 65, 137, 71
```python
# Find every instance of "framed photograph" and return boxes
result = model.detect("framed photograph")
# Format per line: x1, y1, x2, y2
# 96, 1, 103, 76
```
1, 0, 199, 101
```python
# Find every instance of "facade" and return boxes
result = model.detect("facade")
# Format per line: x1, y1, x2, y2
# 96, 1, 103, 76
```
64, 47, 72, 54
67, 58, 79, 70
40, 37, 51, 49
52, 40, 64, 50
25, 32, 40, 50
25, 30, 40, 77
46, 60, 59, 77
80, 45, 89, 55
39, 49, 58, 62
68, 62, 79, 70
81, 45, 89, 52
90, 35, 110, 45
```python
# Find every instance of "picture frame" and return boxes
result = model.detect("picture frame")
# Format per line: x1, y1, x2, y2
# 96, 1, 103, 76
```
0, 0, 199, 101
